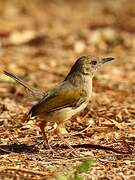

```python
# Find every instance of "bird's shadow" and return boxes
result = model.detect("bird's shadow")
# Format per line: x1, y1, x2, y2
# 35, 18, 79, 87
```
0, 142, 133, 155
0, 143, 38, 155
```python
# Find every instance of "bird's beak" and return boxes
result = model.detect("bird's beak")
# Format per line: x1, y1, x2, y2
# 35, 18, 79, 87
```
97, 57, 114, 67
101, 57, 115, 64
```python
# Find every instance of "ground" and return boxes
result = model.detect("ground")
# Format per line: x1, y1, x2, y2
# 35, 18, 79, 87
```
0, 0, 135, 179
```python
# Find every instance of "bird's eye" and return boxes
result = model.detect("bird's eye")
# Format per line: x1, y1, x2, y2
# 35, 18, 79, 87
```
91, 60, 97, 65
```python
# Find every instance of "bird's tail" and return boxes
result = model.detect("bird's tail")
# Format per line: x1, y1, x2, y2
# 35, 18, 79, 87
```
4, 71, 44, 101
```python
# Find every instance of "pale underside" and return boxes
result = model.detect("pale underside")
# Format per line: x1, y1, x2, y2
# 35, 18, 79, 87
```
44, 100, 89, 124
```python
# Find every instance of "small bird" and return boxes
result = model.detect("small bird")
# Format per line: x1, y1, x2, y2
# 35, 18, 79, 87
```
4, 56, 114, 153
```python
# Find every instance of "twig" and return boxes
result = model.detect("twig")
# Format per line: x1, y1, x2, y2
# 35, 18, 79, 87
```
57, 143, 134, 154
0, 166, 53, 177
71, 110, 92, 136
71, 123, 92, 136
0, 147, 11, 154
71, 127, 109, 136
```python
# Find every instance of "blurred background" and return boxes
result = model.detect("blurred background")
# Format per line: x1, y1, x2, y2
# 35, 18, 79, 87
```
0, 0, 135, 179
0, 0, 135, 88
0, 0, 135, 111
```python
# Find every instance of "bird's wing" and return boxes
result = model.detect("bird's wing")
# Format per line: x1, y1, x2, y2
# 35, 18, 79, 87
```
29, 82, 87, 117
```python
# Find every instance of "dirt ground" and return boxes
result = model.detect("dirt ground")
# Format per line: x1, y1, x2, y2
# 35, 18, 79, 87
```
0, 0, 135, 179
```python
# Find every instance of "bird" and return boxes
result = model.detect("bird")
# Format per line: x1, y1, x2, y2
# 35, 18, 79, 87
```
4, 56, 114, 154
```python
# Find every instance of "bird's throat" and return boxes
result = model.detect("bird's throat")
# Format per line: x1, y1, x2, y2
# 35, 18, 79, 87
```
83, 75, 93, 99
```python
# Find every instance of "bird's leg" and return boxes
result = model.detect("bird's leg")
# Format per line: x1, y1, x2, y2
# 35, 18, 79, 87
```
38, 120, 54, 152
38, 120, 48, 145
55, 122, 79, 156
38, 120, 58, 157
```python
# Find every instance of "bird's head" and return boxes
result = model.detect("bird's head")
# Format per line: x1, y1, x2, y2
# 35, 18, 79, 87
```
67, 56, 114, 78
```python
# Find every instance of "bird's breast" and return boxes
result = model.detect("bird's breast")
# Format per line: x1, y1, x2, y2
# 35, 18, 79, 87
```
45, 78, 92, 124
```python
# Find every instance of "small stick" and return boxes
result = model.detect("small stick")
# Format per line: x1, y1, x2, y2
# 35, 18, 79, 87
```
0, 166, 53, 177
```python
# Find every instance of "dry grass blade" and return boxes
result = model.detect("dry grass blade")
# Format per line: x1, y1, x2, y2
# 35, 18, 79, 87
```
0, 167, 53, 178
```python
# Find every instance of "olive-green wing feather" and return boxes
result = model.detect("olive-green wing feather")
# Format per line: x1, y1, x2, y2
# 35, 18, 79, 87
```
29, 82, 87, 117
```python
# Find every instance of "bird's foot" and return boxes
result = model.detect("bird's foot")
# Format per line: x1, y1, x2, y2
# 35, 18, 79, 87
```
57, 132, 80, 157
